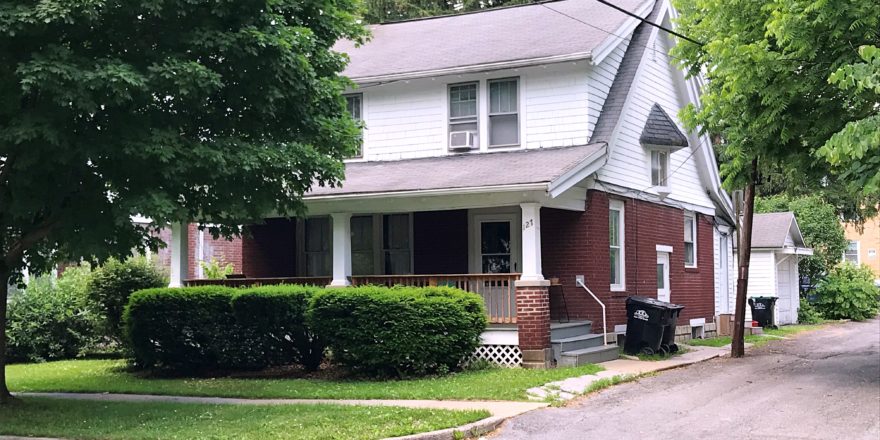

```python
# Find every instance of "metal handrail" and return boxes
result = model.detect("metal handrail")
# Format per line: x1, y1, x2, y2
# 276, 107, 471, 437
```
576, 279, 608, 345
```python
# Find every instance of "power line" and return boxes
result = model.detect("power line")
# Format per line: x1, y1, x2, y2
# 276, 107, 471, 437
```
592, 0, 703, 46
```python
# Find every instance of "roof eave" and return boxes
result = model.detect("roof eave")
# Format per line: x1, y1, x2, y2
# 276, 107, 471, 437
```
548, 144, 609, 198
348, 52, 592, 85
590, 0, 657, 65
303, 182, 549, 201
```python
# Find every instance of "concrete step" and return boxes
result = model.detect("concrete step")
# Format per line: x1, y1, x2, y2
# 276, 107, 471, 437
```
558, 344, 620, 367
550, 321, 592, 340
552, 333, 606, 354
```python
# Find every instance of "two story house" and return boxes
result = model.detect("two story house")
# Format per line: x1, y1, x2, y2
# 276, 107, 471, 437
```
169, 0, 736, 368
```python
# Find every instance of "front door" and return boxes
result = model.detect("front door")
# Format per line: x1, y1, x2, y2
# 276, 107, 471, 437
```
472, 215, 519, 274
657, 252, 670, 302
776, 256, 795, 325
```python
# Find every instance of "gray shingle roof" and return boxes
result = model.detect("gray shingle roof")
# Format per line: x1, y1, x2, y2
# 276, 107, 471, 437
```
335, 0, 651, 82
751, 212, 805, 248
640, 104, 689, 147
589, 0, 661, 144
306, 143, 605, 197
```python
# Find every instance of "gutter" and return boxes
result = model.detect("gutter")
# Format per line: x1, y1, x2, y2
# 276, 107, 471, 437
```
304, 182, 549, 201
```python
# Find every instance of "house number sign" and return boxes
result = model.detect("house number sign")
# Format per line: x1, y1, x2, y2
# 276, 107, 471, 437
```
522, 219, 534, 231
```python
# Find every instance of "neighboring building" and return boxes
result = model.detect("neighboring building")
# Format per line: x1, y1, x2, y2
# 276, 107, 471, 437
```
169, 0, 735, 367
843, 215, 880, 283
731, 212, 813, 326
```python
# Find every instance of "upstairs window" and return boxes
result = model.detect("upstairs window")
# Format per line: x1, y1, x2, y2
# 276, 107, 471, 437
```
684, 213, 697, 267
609, 200, 625, 290
843, 240, 860, 265
651, 150, 669, 187
488, 78, 519, 147
345, 93, 363, 158
449, 82, 479, 139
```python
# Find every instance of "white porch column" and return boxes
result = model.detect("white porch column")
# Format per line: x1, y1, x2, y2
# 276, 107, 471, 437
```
519, 203, 545, 282
329, 213, 352, 287
169, 222, 189, 287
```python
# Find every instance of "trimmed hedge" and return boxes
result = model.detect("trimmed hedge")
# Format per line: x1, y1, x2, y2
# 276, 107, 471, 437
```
309, 286, 487, 377
125, 285, 325, 372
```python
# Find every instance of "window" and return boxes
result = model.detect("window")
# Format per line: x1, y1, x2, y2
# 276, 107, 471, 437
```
651, 150, 669, 187
684, 213, 697, 267
488, 78, 519, 147
480, 221, 512, 273
304, 217, 331, 276
449, 82, 479, 140
383, 214, 411, 275
345, 94, 363, 158
351, 215, 374, 275
609, 200, 625, 290
843, 240, 860, 265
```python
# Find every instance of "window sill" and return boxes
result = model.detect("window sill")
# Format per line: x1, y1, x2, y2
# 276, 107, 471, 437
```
684, 266, 699, 273
610, 285, 626, 292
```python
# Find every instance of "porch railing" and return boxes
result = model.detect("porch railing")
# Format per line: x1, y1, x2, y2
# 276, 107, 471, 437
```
183, 273, 520, 324
351, 274, 520, 324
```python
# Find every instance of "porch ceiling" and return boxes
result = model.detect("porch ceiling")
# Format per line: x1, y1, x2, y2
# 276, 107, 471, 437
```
306, 143, 606, 199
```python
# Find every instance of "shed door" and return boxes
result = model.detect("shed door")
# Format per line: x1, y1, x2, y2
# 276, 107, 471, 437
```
776, 256, 797, 325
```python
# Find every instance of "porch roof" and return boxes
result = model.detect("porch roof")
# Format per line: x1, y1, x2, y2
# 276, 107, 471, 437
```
306, 143, 606, 199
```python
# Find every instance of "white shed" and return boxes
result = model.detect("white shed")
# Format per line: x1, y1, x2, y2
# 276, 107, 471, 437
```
733, 212, 813, 326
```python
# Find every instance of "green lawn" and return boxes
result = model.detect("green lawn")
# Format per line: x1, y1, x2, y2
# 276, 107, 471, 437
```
686, 324, 825, 348
8, 359, 603, 401
0, 397, 487, 440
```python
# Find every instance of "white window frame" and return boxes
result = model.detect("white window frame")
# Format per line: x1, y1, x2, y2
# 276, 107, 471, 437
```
487, 77, 520, 148
684, 212, 697, 268
610, 199, 626, 291
448, 81, 479, 146
650, 150, 670, 189
843, 240, 860, 265
344, 93, 364, 158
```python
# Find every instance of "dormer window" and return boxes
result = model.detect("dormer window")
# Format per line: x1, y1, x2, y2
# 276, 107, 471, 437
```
651, 150, 669, 187
640, 103, 689, 193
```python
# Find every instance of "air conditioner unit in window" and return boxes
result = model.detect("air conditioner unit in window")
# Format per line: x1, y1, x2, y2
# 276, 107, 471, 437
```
448, 131, 477, 151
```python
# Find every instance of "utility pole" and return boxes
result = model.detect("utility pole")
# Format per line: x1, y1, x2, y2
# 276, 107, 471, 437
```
732, 158, 758, 358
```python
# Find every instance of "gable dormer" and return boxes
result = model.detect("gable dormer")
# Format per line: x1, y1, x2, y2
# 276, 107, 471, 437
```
640, 103, 688, 195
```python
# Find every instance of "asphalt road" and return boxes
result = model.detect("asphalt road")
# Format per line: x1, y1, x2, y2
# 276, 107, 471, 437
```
494, 318, 880, 440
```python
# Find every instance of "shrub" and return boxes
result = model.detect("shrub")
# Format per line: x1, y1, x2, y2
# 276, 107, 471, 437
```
88, 257, 167, 345
6, 264, 100, 363
231, 285, 325, 371
308, 286, 487, 378
797, 297, 824, 324
200, 257, 234, 279
125, 286, 242, 371
814, 264, 880, 321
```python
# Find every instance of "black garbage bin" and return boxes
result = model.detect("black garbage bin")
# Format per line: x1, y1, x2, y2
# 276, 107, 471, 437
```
624, 296, 668, 355
748, 296, 778, 329
659, 303, 685, 354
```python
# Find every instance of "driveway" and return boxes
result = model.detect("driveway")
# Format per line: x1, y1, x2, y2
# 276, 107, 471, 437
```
494, 318, 880, 440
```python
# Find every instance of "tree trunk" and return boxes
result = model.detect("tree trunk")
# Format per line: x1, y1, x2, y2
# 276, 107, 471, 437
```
0, 267, 13, 403
732, 158, 759, 358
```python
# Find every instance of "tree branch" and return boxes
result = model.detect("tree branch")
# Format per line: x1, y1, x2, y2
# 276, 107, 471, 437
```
3, 213, 62, 269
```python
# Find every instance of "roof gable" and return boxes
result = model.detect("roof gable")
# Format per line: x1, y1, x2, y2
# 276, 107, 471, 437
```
640, 103, 689, 147
335, 0, 652, 82
751, 212, 807, 249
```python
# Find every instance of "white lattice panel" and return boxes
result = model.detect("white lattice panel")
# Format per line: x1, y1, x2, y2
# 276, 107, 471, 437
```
471, 344, 522, 367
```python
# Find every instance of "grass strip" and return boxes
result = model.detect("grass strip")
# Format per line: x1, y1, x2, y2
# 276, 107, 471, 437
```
9, 359, 603, 401
0, 397, 488, 440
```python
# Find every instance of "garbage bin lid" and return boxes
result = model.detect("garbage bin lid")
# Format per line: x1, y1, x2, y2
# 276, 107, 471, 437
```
626, 295, 669, 308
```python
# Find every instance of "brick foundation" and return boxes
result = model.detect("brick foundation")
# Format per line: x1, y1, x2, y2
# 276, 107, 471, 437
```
515, 281, 553, 369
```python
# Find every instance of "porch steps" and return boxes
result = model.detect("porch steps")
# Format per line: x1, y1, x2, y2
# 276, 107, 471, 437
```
558, 345, 621, 367
550, 321, 592, 339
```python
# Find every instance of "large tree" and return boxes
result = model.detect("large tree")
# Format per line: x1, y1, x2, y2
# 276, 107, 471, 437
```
672, 0, 879, 356
0, 0, 366, 403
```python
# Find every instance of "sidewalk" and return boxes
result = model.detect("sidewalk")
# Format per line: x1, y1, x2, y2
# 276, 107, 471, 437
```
526, 344, 728, 401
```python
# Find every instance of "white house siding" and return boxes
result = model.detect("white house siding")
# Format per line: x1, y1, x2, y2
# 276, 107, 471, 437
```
714, 227, 736, 316
356, 63, 591, 161
596, 28, 715, 212
586, 37, 631, 135
741, 250, 776, 322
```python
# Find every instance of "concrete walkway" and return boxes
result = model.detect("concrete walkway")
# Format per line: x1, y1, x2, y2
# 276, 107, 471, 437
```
527, 344, 729, 400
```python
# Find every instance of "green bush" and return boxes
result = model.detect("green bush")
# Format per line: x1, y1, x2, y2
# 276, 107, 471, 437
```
231, 285, 325, 371
797, 297, 824, 324
7, 264, 100, 363
88, 257, 167, 345
308, 286, 487, 378
814, 264, 880, 321
125, 286, 242, 371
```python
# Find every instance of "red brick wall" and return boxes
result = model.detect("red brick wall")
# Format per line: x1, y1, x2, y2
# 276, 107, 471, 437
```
153, 225, 243, 279
414, 210, 468, 274
241, 219, 297, 278
515, 285, 552, 350
541, 190, 716, 332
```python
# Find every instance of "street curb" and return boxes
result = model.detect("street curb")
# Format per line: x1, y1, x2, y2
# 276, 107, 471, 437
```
385, 415, 508, 440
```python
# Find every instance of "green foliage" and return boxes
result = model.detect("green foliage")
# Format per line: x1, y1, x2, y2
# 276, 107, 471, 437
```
87, 257, 167, 346
797, 297, 824, 325
230, 285, 325, 372
362, 0, 530, 23
672, 0, 879, 208
755, 194, 847, 281
6, 264, 99, 363
199, 258, 233, 280
308, 286, 487, 377
814, 264, 880, 321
